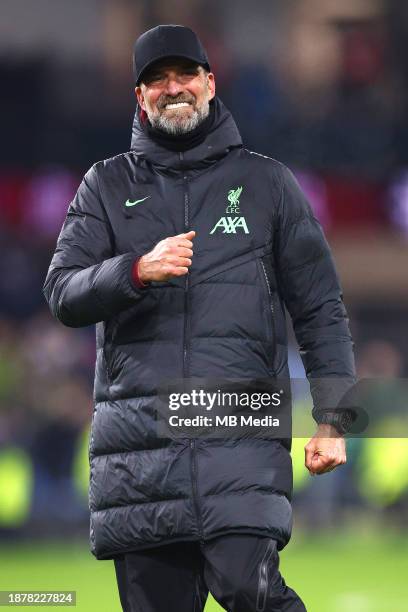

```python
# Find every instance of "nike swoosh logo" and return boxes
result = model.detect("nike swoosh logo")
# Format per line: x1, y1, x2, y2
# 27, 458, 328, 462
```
125, 196, 151, 207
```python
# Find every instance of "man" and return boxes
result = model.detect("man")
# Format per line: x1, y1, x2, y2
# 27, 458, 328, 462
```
43, 25, 355, 612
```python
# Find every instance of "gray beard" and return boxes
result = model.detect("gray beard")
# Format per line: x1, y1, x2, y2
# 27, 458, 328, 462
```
149, 99, 210, 135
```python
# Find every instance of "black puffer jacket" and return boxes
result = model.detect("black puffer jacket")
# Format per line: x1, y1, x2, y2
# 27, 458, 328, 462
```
43, 97, 355, 560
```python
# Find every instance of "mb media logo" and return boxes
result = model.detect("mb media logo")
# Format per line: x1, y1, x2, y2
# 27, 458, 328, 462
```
210, 186, 250, 235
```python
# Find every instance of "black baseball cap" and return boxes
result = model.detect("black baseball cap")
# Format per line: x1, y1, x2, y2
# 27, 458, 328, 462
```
133, 25, 211, 86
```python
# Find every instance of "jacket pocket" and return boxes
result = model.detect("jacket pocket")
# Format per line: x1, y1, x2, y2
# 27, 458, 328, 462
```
257, 258, 276, 375
189, 243, 273, 288
103, 319, 116, 385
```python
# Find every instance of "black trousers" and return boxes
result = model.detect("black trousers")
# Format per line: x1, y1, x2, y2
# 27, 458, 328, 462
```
113, 534, 307, 612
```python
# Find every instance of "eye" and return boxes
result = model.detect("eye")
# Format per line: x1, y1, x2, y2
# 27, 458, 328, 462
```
178, 69, 199, 83
144, 73, 164, 85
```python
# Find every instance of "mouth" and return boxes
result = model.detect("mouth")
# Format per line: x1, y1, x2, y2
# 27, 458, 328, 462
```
163, 102, 192, 110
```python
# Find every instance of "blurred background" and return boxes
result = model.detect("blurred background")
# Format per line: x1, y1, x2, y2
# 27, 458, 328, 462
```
1, 0, 408, 610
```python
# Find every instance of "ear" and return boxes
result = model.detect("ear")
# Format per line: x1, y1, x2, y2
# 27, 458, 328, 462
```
135, 86, 146, 110
207, 72, 216, 101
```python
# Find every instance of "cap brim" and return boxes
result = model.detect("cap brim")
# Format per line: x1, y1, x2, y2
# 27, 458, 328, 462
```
136, 54, 211, 85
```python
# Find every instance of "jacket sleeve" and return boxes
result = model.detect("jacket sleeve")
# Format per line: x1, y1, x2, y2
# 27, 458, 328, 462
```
274, 164, 356, 420
43, 164, 148, 328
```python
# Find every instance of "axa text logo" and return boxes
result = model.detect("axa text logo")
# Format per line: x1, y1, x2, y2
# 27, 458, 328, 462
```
209, 216, 249, 234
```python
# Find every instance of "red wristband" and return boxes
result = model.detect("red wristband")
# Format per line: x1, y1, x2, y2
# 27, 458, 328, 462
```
132, 257, 149, 289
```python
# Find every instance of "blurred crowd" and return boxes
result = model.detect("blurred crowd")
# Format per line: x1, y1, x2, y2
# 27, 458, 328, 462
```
2, 0, 408, 178
1, 0, 408, 536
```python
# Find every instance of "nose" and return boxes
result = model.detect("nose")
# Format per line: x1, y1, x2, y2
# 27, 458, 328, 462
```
164, 74, 184, 97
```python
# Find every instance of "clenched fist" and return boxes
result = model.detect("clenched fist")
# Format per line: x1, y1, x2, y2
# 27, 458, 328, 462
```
304, 424, 347, 475
138, 231, 195, 283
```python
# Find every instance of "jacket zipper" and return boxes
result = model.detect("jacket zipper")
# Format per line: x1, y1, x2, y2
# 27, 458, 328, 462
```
259, 259, 277, 375
180, 156, 204, 543
182, 169, 190, 378
256, 539, 276, 611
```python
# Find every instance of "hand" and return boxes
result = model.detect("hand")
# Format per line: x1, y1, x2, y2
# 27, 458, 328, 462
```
304, 424, 347, 475
138, 231, 195, 282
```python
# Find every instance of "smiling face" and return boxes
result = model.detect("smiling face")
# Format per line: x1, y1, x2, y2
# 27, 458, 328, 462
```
135, 58, 216, 135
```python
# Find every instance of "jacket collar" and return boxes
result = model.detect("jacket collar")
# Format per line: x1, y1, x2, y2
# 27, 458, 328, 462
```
130, 96, 243, 172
